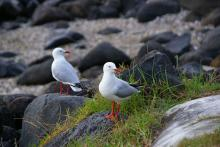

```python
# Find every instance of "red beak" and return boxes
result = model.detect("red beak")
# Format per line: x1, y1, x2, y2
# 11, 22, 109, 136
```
114, 68, 122, 74
64, 50, 70, 54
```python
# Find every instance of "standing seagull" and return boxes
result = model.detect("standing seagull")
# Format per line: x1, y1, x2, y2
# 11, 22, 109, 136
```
51, 47, 82, 95
99, 62, 140, 120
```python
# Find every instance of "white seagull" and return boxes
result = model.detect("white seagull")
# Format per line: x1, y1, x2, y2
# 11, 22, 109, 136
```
51, 47, 82, 94
99, 62, 140, 120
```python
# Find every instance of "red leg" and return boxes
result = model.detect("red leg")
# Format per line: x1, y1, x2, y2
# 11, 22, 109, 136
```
66, 85, 69, 95
60, 82, 63, 95
115, 103, 120, 119
105, 101, 115, 120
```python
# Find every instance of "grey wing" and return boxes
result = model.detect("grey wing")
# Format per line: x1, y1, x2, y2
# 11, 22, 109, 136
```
53, 61, 80, 84
114, 80, 138, 98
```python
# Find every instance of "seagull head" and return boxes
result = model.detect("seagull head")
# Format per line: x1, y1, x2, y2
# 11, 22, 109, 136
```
52, 47, 70, 59
103, 62, 121, 74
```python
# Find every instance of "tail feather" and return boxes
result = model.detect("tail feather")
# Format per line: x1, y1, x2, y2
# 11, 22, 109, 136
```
129, 83, 144, 91
70, 83, 82, 92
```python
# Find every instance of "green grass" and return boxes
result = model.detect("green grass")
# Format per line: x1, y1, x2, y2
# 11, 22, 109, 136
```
178, 128, 220, 147
39, 73, 220, 147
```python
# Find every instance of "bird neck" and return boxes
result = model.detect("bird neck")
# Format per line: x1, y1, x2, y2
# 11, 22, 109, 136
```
54, 55, 66, 61
103, 72, 116, 80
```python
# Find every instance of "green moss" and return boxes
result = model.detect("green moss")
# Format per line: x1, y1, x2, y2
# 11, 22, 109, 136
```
40, 74, 220, 146
178, 128, 220, 147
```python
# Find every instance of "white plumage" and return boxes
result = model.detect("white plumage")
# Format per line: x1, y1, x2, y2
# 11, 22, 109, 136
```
51, 47, 82, 92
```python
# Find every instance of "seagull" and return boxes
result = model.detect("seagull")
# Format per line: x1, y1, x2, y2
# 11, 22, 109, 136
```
99, 62, 140, 120
51, 47, 82, 95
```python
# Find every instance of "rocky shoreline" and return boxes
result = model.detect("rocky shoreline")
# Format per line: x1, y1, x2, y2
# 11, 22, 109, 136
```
1, 0, 220, 146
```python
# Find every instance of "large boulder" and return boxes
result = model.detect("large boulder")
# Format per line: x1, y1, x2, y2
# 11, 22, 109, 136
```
59, 1, 89, 18
45, 31, 85, 50
121, 0, 145, 17
179, 50, 211, 65
78, 42, 131, 72
89, 0, 120, 19
140, 31, 178, 44
178, 62, 203, 78
0, 60, 26, 78
0, 125, 20, 147
20, 94, 85, 147
17, 58, 54, 85
200, 26, 220, 58
45, 112, 123, 147
153, 95, 220, 147
0, 94, 36, 129
20, 0, 39, 17
121, 50, 182, 87
137, 0, 180, 23
0, 0, 22, 20
135, 40, 176, 65
180, 27, 220, 65
179, 0, 220, 16
164, 33, 191, 56
31, 5, 71, 25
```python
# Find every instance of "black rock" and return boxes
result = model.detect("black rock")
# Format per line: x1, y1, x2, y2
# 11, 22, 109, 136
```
97, 27, 122, 35
7, 95, 36, 128
200, 26, 220, 58
135, 40, 176, 65
0, 106, 14, 129
121, 0, 145, 14
45, 112, 124, 147
179, 50, 212, 65
89, 0, 120, 19
0, 51, 17, 58
1, 140, 15, 147
20, 94, 85, 147
0, 94, 36, 129
202, 8, 220, 27
164, 33, 191, 56
137, 0, 180, 23
179, 0, 220, 16
0, 0, 22, 20
31, 5, 71, 25
99, 0, 120, 18
20, 0, 39, 17
45, 31, 85, 49
178, 62, 203, 78
59, 1, 88, 18
0, 126, 19, 141
17, 58, 54, 85
140, 31, 178, 44
0, 60, 26, 78
28, 55, 52, 66
121, 50, 182, 87
82, 66, 103, 79
78, 42, 131, 72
